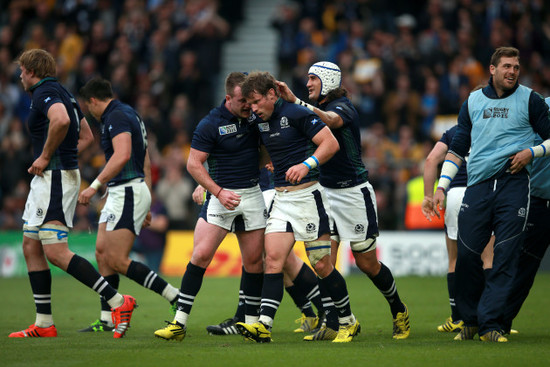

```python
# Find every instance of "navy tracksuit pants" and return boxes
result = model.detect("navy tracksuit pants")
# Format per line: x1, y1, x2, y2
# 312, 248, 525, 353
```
456, 169, 529, 335
502, 196, 550, 332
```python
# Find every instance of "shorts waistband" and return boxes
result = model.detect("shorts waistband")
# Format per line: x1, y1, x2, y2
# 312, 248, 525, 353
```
275, 180, 318, 192
108, 177, 145, 187
275, 181, 321, 195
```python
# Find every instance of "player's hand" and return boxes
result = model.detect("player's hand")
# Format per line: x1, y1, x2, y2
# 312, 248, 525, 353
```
217, 189, 241, 211
285, 163, 309, 185
78, 187, 97, 206
192, 185, 207, 205
142, 211, 152, 228
421, 196, 440, 221
433, 188, 446, 212
509, 149, 532, 174
265, 162, 274, 173
275, 81, 297, 103
28, 156, 50, 177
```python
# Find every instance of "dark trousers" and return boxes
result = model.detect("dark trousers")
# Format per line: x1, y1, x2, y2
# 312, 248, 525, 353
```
456, 170, 529, 335
502, 196, 550, 332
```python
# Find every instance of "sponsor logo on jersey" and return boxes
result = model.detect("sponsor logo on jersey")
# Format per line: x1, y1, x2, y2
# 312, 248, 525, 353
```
280, 116, 289, 128
258, 122, 270, 132
219, 124, 237, 135
483, 107, 509, 119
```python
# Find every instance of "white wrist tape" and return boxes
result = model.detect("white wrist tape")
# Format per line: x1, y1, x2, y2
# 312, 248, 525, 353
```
529, 139, 550, 158
294, 97, 315, 112
302, 156, 319, 170
437, 159, 460, 192
90, 178, 102, 191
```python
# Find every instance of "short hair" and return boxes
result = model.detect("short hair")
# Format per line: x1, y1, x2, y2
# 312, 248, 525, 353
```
79, 77, 114, 101
225, 72, 247, 96
241, 71, 278, 99
490, 47, 520, 67
17, 49, 56, 79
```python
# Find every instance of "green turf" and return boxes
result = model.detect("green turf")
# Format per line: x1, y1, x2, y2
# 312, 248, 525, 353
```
1, 273, 549, 367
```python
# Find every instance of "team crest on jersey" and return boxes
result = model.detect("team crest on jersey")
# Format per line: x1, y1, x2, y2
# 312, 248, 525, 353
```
280, 116, 289, 129
306, 223, 316, 233
518, 207, 526, 218
483, 107, 509, 119
219, 124, 237, 135
354, 224, 365, 234
36, 208, 44, 217
258, 122, 270, 132
107, 214, 116, 222
248, 114, 256, 122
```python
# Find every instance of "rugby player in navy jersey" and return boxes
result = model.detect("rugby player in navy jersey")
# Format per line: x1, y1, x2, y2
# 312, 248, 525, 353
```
422, 125, 494, 333
434, 47, 550, 342
502, 96, 550, 336
277, 62, 409, 340
77, 77, 179, 334
235, 71, 361, 343
196, 168, 325, 335
9, 49, 135, 339
154, 72, 265, 341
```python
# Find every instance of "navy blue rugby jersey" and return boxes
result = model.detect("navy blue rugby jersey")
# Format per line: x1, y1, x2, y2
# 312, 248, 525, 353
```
317, 96, 368, 188
27, 78, 84, 170
100, 100, 147, 186
440, 125, 467, 189
256, 98, 326, 187
191, 100, 260, 189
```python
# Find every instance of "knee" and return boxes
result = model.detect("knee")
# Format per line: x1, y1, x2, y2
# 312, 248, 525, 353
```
190, 248, 214, 269
313, 256, 333, 278
242, 255, 264, 273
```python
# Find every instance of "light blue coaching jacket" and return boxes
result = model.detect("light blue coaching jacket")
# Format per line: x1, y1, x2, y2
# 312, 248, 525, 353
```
449, 77, 550, 186
529, 97, 550, 200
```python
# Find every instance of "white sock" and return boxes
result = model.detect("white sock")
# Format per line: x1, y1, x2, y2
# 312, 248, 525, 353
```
162, 284, 179, 303
35, 313, 54, 328
106, 293, 124, 309
258, 316, 273, 328
245, 315, 259, 325
174, 310, 188, 326
100, 311, 114, 327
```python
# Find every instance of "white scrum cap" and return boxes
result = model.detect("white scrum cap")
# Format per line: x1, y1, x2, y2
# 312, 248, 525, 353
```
308, 61, 341, 96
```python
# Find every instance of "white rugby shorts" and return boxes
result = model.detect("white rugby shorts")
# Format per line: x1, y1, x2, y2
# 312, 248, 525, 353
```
265, 182, 331, 242
324, 181, 379, 242
203, 185, 267, 232
445, 186, 466, 240
99, 178, 151, 235
23, 169, 80, 228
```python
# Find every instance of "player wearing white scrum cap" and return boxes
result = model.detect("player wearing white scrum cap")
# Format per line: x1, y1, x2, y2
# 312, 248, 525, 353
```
277, 61, 410, 341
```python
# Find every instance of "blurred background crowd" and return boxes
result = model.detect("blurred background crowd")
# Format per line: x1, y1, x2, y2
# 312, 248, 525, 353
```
1, 0, 550, 235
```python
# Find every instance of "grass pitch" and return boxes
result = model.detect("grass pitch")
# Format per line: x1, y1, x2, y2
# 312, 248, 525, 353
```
1, 273, 549, 367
